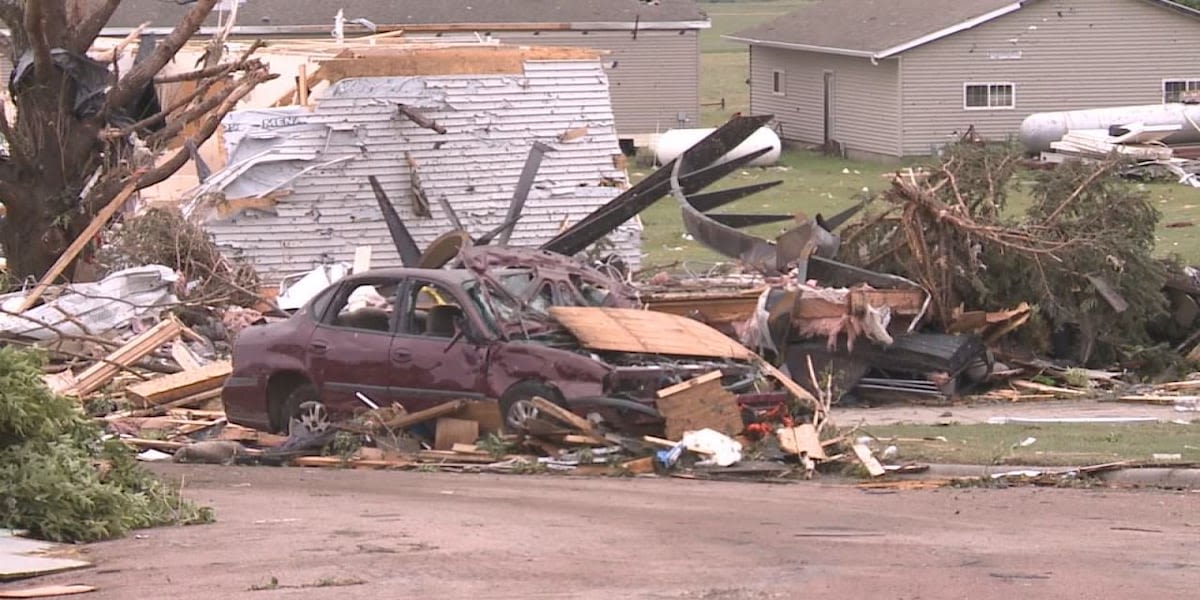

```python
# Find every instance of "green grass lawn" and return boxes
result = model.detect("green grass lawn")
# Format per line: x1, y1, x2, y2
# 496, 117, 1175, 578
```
634, 4, 1200, 269
861, 422, 1200, 466
698, 1, 811, 53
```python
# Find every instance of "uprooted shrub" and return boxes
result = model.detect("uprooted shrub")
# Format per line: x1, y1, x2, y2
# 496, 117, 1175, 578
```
0, 347, 213, 542
102, 208, 260, 307
838, 141, 1169, 366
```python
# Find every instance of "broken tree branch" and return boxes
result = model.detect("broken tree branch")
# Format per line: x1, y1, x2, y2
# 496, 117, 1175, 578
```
104, 0, 219, 113
67, 0, 123, 54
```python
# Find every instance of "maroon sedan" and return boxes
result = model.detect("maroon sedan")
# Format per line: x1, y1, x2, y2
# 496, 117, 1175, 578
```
223, 267, 779, 433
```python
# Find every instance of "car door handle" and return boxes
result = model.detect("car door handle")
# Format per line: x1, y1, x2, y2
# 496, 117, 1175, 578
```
392, 349, 412, 362
310, 341, 329, 354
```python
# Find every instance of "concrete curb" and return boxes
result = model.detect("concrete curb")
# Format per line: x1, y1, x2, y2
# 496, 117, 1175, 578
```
895, 463, 1200, 489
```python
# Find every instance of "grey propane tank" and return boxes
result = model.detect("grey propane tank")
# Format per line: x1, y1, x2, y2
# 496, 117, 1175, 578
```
1019, 103, 1200, 152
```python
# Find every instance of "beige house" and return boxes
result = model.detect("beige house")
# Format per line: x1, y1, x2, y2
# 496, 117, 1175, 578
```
726, 0, 1200, 160
100, 0, 710, 146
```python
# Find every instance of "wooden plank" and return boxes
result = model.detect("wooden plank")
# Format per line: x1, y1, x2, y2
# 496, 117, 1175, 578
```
124, 360, 231, 407
416, 450, 497, 464
0, 584, 96, 598
851, 443, 886, 477
16, 178, 141, 313
434, 418, 479, 451
654, 379, 743, 440
72, 319, 183, 397
655, 370, 722, 399
562, 434, 608, 445
776, 424, 828, 460
1011, 379, 1088, 397
548, 307, 754, 360
291, 456, 412, 468
453, 401, 503, 435
121, 438, 186, 451
530, 397, 604, 442
170, 340, 202, 371
373, 400, 467, 430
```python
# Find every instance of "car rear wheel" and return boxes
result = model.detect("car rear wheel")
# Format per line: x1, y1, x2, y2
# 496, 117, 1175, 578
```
499, 381, 560, 433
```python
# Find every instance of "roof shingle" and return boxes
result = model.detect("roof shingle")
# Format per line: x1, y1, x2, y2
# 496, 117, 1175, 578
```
727, 0, 1020, 56
105, 0, 707, 30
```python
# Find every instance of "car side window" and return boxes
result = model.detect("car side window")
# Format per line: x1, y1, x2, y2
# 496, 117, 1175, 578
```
322, 280, 399, 333
402, 281, 466, 338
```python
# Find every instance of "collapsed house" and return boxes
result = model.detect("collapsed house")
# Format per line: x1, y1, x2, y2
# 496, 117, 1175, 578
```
160, 40, 642, 280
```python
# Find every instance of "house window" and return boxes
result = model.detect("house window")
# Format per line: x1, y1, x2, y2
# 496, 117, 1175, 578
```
1164, 79, 1200, 103
963, 83, 1015, 110
772, 70, 785, 96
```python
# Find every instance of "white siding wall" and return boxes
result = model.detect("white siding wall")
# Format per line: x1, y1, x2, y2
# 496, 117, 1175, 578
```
900, 0, 1200, 155
199, 59, 638, 281
493, 29, 702, 137
749, 45, 901, 157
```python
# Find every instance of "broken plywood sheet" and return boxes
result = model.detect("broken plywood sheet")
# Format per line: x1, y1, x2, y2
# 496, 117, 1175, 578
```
549, 307, 754, 360
0, 533, 91, 582
776, 424, 828, 460
655, 377, 743, 441
434, 418, 479, 451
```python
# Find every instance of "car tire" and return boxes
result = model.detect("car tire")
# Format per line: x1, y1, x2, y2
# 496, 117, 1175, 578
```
280, 382, 320, 433
499, 381, 561, 433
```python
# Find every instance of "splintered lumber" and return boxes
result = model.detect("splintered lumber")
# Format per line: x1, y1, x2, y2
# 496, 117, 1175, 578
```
451, 443, 479, 453
72, 319, 183, 397
757, 360, 822, 412
376, 400, 468, 430
16, 178, 141, 313
548, 307, 754, 360
417, 450, 498, 464
1011, 379, 1088, 397
851, 443, 886, 477
654, 375, 743, 440
777, 424, 828, 460
530, 397, 605, 442
434, 418, 479, 450
0, 585, 96, 598
124, 360, 231, 407
655, 370, 722, 399
1112, 395, 1185, 406
170, 340, 202, 371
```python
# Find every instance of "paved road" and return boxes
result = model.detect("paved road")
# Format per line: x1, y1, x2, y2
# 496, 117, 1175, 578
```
6, 465, 1197, 599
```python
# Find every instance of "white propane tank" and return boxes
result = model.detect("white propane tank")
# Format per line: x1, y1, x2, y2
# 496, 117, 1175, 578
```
1019, 103, 1200, 152
653, 126, 782, 167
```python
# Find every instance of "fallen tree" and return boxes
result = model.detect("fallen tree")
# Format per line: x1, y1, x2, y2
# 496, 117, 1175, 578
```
0, 0, 274, 280
0, 347, 212, 542
838, 141, 1169, 366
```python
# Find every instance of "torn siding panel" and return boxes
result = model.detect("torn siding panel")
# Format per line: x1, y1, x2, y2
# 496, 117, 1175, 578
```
197, 57, 639, 281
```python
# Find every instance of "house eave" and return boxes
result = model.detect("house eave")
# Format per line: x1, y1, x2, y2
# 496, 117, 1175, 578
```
873, 1, 1024, 58
721, 35, 874, 59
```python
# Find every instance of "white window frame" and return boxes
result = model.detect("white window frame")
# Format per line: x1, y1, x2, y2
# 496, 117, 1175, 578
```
962, 82, 1015, 110
1163, 79, 1200, 103
772, 69, 786, 96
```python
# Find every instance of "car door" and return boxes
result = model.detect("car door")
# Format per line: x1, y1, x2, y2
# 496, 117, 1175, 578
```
389, 277, 490, 412
306, 276, 401, 418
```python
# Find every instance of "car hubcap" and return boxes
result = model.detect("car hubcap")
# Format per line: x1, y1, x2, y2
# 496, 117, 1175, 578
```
507, 399, 539, 429
294, 401, 330, 435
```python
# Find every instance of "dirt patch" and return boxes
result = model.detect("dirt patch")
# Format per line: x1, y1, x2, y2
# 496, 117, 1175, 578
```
2, 465, 1196, 599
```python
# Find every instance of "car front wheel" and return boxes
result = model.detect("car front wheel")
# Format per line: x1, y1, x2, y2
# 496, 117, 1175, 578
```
499, 381, 560, 433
